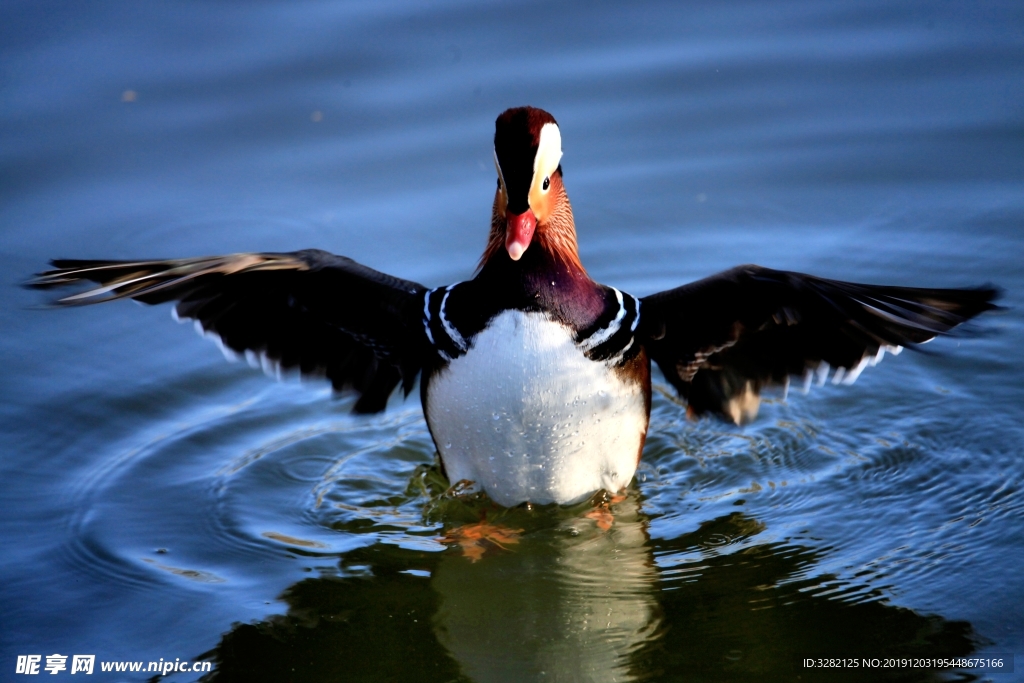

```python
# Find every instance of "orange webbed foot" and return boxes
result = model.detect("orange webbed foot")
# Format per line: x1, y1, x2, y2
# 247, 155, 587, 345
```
584, 507, 615, 531
441, 520, 523, 562
584, 492, 627, 531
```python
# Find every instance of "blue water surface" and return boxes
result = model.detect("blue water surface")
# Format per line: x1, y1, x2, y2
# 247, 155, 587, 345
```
2, 1, 1023, 681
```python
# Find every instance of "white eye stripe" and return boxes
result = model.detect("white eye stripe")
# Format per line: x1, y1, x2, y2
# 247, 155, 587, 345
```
533, 123, 562, 188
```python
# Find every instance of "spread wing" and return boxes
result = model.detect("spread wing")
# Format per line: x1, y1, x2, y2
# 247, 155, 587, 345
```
638, 265, 999, 424
30, 249, 429, 413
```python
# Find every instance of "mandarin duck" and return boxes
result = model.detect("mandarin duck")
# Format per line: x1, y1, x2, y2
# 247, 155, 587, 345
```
31, 106, 998, 507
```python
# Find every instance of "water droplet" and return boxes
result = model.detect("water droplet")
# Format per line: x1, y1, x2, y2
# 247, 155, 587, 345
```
492, 412, 500, 420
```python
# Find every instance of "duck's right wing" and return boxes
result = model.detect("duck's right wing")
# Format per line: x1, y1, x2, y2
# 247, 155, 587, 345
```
30, 249, 431, 413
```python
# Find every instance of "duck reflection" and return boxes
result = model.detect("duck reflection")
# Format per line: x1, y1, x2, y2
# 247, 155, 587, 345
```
431, 493, 660, 683
199, 504, 977, 683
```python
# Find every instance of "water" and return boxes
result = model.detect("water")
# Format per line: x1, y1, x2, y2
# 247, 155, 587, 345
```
2, 1, 1023, 681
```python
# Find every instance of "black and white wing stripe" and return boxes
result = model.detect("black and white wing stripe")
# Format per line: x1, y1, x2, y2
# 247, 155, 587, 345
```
575, 287, 642, 365
638, 264, 999, 424
422, 285, 469, 362
30, 250, 432, 413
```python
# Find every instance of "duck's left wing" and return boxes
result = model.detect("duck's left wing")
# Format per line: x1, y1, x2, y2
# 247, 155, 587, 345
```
637, 265, 999, 424
30, 250, 429, 413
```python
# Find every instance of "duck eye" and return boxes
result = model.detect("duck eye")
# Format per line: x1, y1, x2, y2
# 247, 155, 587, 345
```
542, 176, 550, 191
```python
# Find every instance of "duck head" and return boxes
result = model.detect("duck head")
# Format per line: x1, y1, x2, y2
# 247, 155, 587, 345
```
482, 106, 583, 273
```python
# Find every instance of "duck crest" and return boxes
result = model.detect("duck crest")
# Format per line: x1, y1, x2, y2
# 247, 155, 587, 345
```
493, 107, 556, 214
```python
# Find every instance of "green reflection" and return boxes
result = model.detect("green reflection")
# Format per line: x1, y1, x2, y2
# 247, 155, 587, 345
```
202, 542, 463, 682
634, 513, 979, 682
201, 501, 977, 683
432, 493, 659, 682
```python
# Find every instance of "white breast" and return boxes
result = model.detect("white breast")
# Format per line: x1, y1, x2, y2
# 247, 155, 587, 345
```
424, 310, 648, 507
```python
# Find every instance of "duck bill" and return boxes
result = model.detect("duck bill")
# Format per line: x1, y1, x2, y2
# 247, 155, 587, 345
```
505, 210, 537, 261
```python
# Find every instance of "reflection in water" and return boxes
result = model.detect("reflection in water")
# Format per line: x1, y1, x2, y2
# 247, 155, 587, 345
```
200, 542, 464, 683
200, 503, 977, 683
634, 513, 978, 682
431, 494, 659, 683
